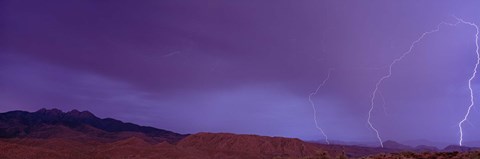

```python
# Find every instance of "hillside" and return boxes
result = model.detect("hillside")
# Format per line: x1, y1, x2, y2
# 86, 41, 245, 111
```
0, 109, 479, 159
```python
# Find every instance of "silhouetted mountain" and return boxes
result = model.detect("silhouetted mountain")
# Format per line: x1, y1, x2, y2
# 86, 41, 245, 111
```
443, 145, 479, 152
415, 145, 439, 152
464, 141, 480, 147
310, 139, 379, 147
382, 140, 413, 150
0, 108, 187, 143
403, 139, 449, 148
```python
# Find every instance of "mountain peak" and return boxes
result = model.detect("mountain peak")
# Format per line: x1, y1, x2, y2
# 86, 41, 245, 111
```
35, 108, 64, 116
66, 109, 95, 119
34, 108, 96, 119
383, 140, 412, 150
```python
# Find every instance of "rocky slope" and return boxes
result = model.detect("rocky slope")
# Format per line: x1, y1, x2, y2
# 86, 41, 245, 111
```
0, 133, 331, 159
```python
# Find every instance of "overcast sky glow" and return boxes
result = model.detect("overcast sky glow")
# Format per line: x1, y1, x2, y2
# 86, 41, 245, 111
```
3, 0, 480, 147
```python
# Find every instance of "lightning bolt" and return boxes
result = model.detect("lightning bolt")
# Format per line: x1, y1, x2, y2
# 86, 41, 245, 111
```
378, 90, 388, 116
368, 20, 461, 148
455, 17, 479, 146
308, 69, 333, 144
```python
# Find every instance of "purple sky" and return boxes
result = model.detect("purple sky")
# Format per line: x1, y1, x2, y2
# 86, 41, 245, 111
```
3, 0, 480, 147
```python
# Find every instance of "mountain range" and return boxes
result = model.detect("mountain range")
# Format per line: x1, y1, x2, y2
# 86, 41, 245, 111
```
0, 109, 478, 158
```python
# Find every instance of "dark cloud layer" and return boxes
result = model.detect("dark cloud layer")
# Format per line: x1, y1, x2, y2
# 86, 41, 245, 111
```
3, 0, 480, 147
